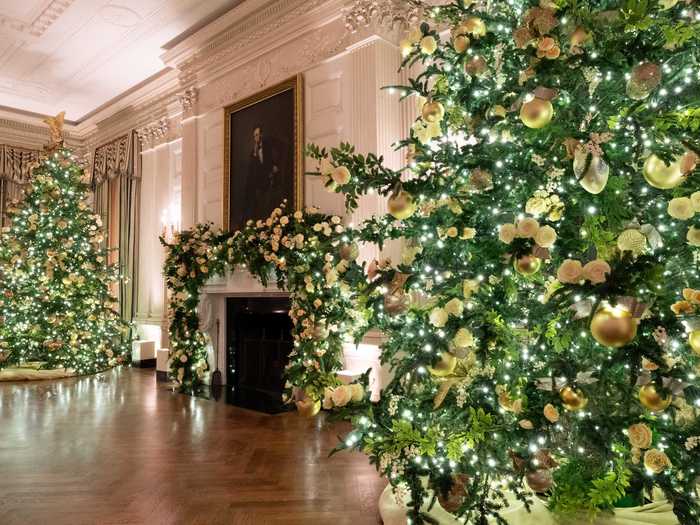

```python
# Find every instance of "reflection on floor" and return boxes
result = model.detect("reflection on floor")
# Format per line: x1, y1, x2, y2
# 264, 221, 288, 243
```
0, 368, 384, 525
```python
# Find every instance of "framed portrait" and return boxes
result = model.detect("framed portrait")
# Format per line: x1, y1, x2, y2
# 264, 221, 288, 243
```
223, 75, 303, 232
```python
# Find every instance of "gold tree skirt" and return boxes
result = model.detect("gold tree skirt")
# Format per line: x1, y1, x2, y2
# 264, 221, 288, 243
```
0, 362, 75, 381
379, 483, 679, 525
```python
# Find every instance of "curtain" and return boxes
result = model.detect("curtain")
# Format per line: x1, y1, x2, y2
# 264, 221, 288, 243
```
0, 145, 41, 226
92, 132, 141, 331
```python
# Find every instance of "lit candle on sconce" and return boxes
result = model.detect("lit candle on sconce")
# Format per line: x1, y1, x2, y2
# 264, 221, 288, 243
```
160, 201, 181, 242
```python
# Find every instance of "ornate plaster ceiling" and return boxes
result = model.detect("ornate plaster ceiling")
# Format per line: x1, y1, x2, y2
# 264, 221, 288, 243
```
0, 0, 241, 121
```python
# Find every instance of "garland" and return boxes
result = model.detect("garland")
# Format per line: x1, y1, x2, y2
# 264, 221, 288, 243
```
160, 204, 370, 410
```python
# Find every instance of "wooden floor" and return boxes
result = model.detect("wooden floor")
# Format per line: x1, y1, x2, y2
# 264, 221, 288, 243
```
0, 368, 385, 525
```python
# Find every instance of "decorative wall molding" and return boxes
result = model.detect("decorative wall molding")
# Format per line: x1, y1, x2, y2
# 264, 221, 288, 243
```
136, 118, 171, 149
179, 87, 199, 119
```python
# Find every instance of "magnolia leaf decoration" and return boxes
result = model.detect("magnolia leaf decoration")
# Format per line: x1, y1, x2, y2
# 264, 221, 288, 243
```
570, 298, 594, 319
536, 370, 598, 391
616, 296, 649, 318
636, 372, 687, 396
434, 378, 459, 409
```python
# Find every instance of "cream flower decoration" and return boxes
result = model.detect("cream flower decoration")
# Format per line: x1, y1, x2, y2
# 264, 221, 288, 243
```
350, 383, 364, 402
543, 404, 559, 423
498, 223, 517, 244
628, 423, 653, 449
444, 298, 464, 317
691, 191, 700, 213
557, 259, 584, 284
516, 217, 540, 238
688, 226, 700, 247
534, 225, 557, 248
452, 327, 475, 349
644, 448, 671, 474
331, 385, 352, 407
582, 259, 611, 285
429, 307, 449, 328
331, 166, 351, 186
461, 227, 476, 240
668, 197, 695, 220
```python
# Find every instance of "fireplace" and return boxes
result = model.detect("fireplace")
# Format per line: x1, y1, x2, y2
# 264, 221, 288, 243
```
225, 297, 292, 414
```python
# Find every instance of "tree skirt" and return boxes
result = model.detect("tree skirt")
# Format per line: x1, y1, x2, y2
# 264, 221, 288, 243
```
0, 362, 75, 381
379, 483, 679, 525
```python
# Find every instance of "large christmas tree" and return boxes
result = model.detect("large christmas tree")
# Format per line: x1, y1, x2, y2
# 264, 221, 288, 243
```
312, 0, 700, 522
0, 132, 128, 375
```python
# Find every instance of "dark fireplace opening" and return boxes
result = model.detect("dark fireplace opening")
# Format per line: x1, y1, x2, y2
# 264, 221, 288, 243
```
225, 297, 292, 414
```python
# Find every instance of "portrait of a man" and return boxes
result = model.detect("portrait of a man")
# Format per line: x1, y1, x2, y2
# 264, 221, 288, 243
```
224, 76, 302, 232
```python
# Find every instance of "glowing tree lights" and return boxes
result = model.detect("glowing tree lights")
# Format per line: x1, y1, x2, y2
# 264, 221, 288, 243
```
0, 148, 129, 376
312, 0, 700, 522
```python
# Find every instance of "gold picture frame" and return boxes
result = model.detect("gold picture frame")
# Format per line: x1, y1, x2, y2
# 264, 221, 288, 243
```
223, 74, 303, 232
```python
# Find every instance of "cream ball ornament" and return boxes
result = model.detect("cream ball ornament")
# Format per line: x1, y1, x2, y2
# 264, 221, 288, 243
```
574, 149, 609, 194
520, 97, 554, 129
642, 154, 689, 189
590, 303, 638, 348
689, 330, 700, 355
388, 188, 416, 220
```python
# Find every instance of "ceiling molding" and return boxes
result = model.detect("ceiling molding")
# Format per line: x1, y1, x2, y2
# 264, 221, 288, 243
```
0, 0, 394, 154
0, 0, 76, 38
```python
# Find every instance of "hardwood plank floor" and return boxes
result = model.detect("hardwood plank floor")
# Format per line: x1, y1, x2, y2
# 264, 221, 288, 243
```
0, 368, 385, 525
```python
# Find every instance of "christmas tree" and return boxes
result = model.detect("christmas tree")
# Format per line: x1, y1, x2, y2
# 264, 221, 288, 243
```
0, 122, 128, 375
312, 0, 700, 522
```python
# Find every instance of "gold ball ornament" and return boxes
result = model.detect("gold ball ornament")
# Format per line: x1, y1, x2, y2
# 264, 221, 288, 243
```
453, 34, 470, 53
422, 101, 445, 124
525, 469, 554, 493
437, 473, 470, 513
388, 189, 417, 220
642, 154, 689, 190
461, 17, 486, 38
428, 352, 458, 377
689, 330, 700, 356
519, 98, 553, 129
559, 386, 588, 411
638, 384, 672, 412
590, 304, 638, 348
513, 255, 542, 277
295, 398, 321, 418
573, 150, 609, 195
626, 62, 662, 100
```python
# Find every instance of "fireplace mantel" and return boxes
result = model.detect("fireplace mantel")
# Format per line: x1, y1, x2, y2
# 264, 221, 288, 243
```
198, 266, 389, 399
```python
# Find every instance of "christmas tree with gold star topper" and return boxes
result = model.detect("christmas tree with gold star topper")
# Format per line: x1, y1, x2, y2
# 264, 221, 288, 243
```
307, 0, 700, 523
0, 114, 129, 376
